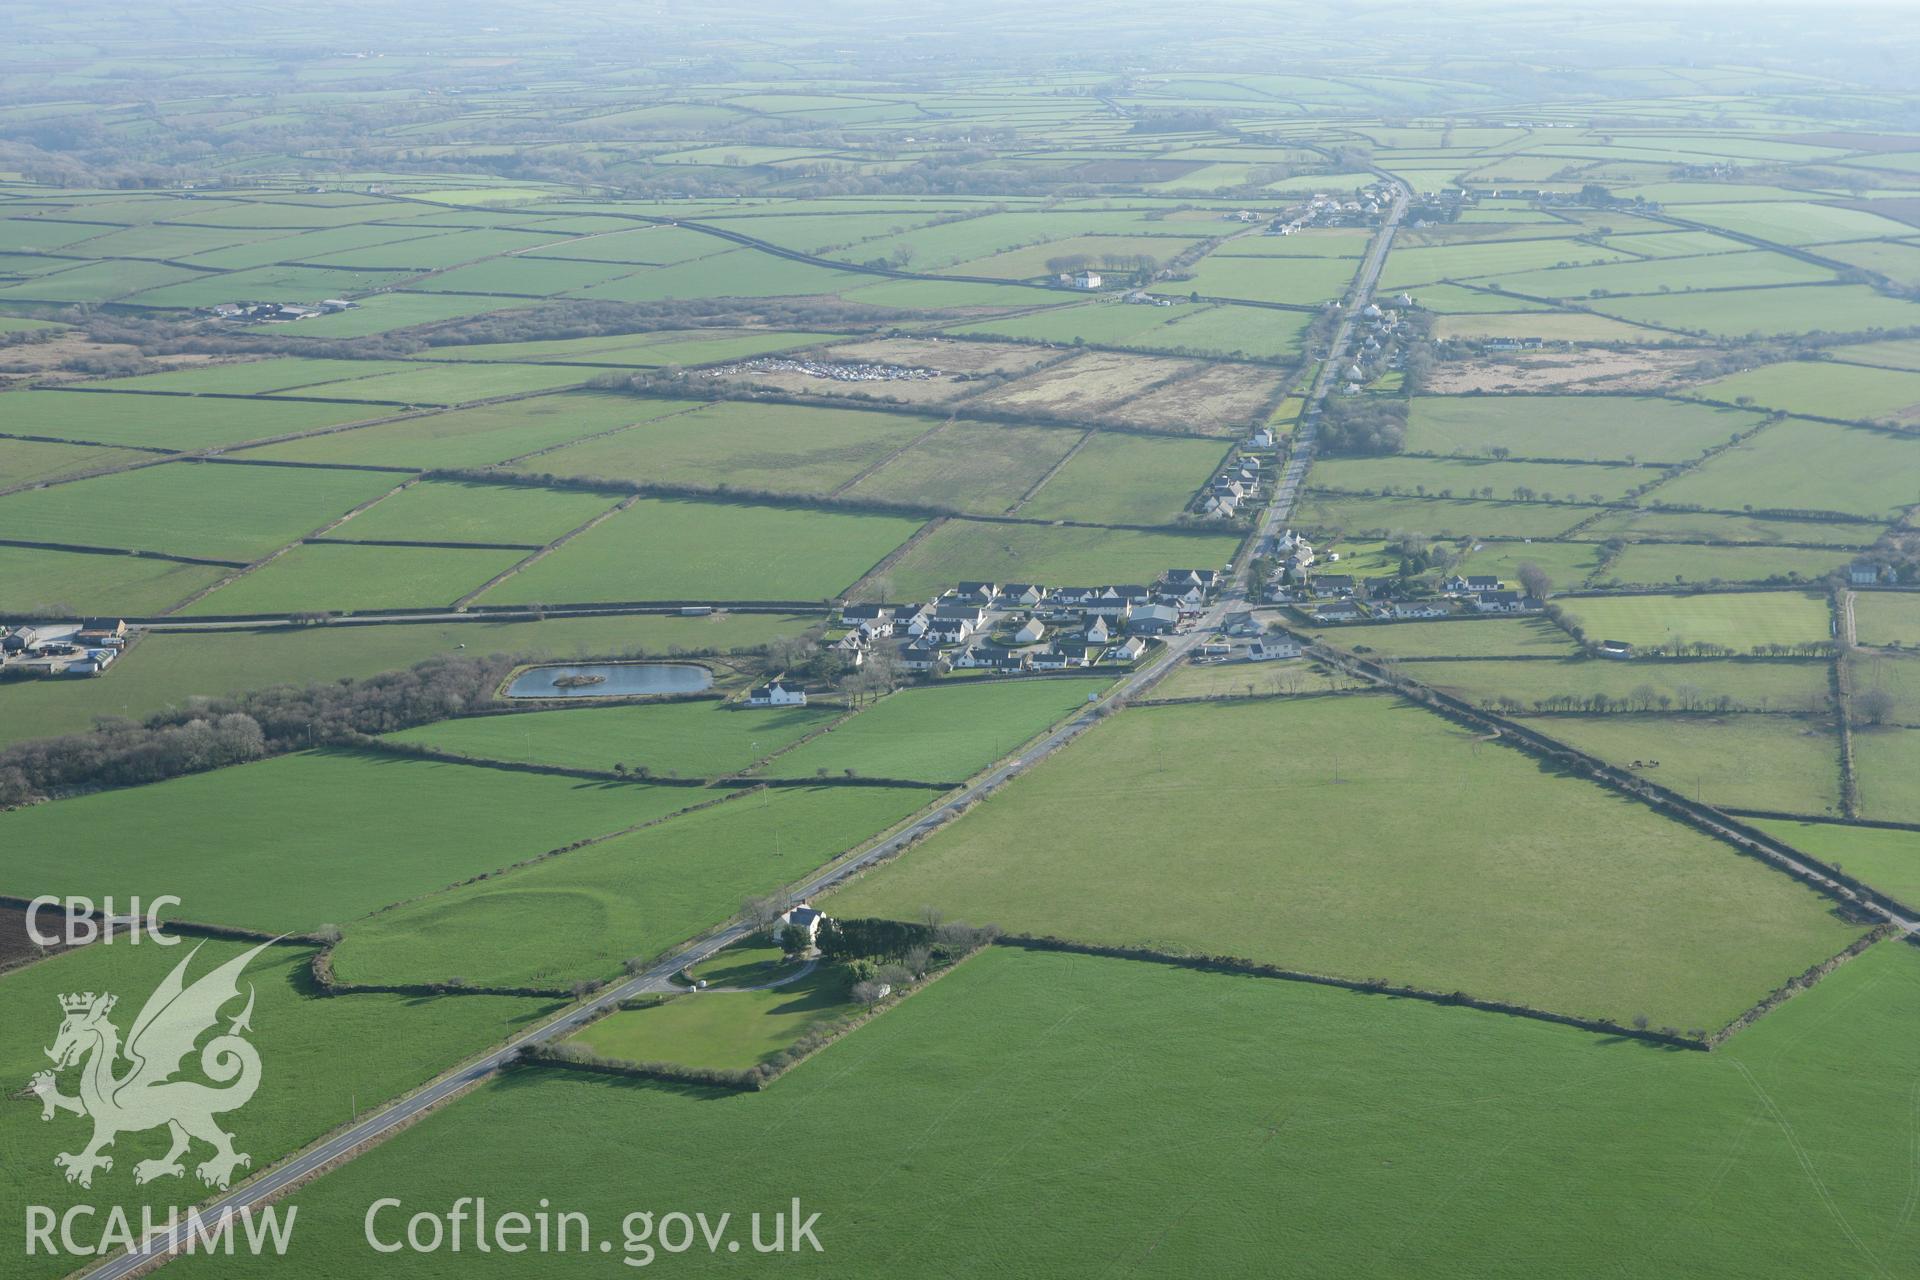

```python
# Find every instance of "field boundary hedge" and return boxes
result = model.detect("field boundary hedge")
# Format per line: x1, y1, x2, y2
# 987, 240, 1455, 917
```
348, 734, 956, 789
1706, 927, 1894, 1047
994, 934, 1708, 1049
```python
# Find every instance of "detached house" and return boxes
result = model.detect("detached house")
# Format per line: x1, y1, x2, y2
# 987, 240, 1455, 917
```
1311, 574, 1356, 598
1107, 636, 1148, 663
1249, 637, 1301, 661
747, 681, 807, 707
1446, 574, 1502, 595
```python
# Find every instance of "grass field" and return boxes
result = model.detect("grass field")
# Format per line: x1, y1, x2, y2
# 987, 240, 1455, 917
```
1403, 395, 1760, 463
1456, 538, 1605, 588
161, 942, 1920, 1280
1416, 658, 1831, 713
1574, 508, 1880, 547
1525, 713, 1843, 815
330, 785, 939, 989
1312, 456, 1643, 502
0, 938, 554, 1280
390, 699, 837, 777
1852, 727, 1920, 824
872, 519, 1240, 601
832, 695, 1858, 1027
1591, 284, 1920, 338
237, 393, 696, 470
1601, 542, 1848, 585
841, 419, 1079, 515
1321, 616, 1579, 658
570, 963, 858, 1070
177, 544, 524, 614
1751, 818, 1920, 911
480, 498, 924, 604
0, 462, 397, 562
1855, 592, 1920, 648
11, 389, 384, 451
0, 545, 227, 615
1291, 492, 1601, 539
0, 612, 823, 748
1019, 431, 1226, 524
1555, 590, 1831, 650
0, 750, 704, 932
1686, 360, 1920, 424
1650, 418, 1920, 518
758, 678, 1109, 782
335, 479, 620, 545
0, 437, 149, 488
514, 401, 934, 496
1176, 254, 1360, 305
1429, 311, 1664, 342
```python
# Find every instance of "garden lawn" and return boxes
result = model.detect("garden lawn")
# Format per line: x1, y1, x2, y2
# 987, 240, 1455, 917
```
0, 750, 704, 933
0, 938, 556, 1280
172, 941, 1920, 1279
832, 695, 1859, 1028
569, 964, 858, 1070
480, 498, 923, 604
874, 519, 1240, 602
329, 785, 939, 989
1556, 590, 1831, 650
0, 463, 398, 562
0, 612, 824, 748
758, 678, 1110, 782
390, 699, 837, 777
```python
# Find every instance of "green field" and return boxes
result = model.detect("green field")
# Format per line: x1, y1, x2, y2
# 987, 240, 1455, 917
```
0, 612, 823, 748
0, 462, 397, 562
0, 545, 227, 615
758, 678, 1109, 782
570, 963, 858, 1069
1651, 419, 1920, 518
236, 393, 696, 470
1456, 538, 1605, 588
1019, 431, 1226, 524
334, 478, 619, 545
1555, 590, 1831, 650
1855, 592, 1920, 648
330, 785, 939, 988
1319, 616, 1580, 658
832, 695, 1857, 1027
1751, 818, 1920, 911
1853, 727, 1920, 824
514, 401, 934, 496
1291, 492, 1601, 539
1687, 360, 1920, 424
1403, 395, 1761, 463
0, 937, 554, 1280
10, 389, 384, 451
1416, 657, 1831, 712
1575, 508, 1880, 547
873, 519, 1240, 601
161, 942, 1920, 1280
0, 437, 149, 488
1591, 284, 1920, 339
1525, 713, 1843, 815
479, 498, 924, 604
1313, 455, 1643, 502
1602, 542, 1849, 586
178, 543, 523, 614
390, 698, 836, 777
0, 750, 704, 932
841, 419, 1079, 515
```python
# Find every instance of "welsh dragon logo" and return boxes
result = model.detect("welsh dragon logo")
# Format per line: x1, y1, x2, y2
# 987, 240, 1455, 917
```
30, 941, 270, 1191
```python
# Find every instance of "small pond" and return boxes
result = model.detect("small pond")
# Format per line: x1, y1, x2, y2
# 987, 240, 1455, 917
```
505, 662, 713, 699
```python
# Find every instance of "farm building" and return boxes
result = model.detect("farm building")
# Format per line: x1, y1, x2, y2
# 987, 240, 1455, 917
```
746, 681, 807, 707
